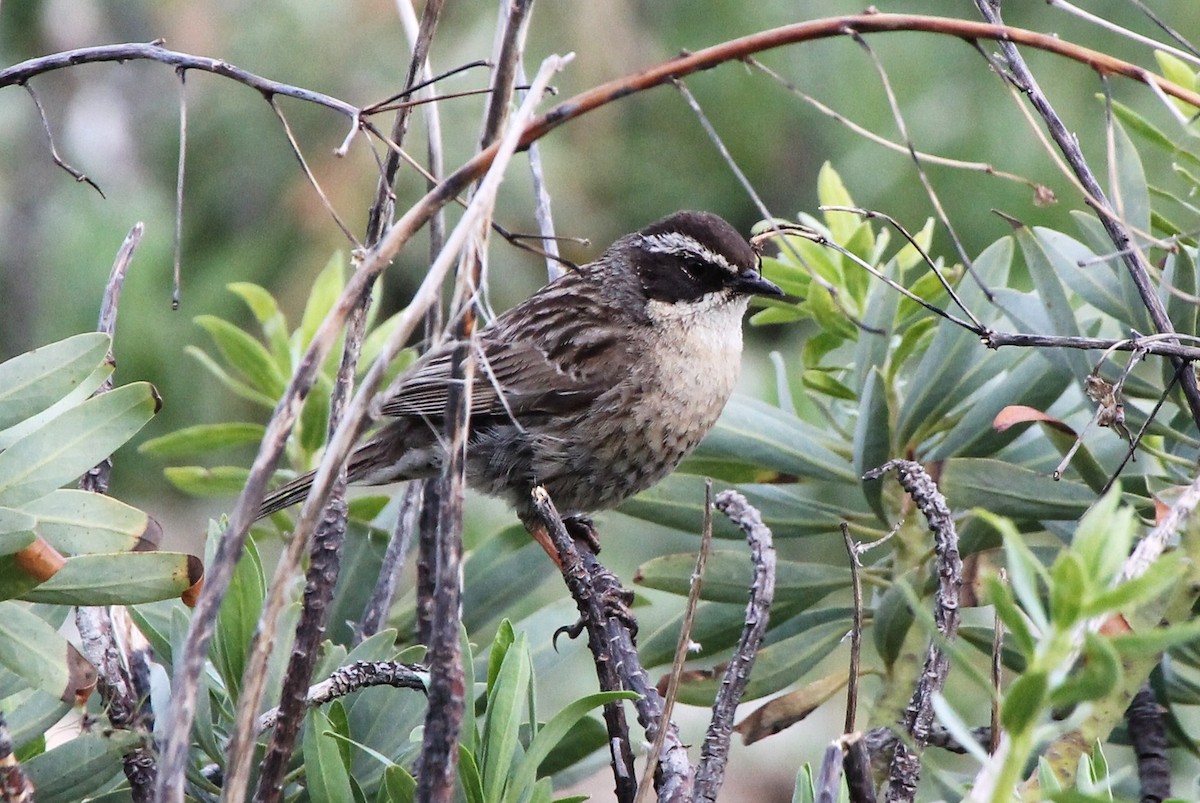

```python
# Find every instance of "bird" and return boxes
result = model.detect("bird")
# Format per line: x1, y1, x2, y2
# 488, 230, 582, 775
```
257, 210, 782, 528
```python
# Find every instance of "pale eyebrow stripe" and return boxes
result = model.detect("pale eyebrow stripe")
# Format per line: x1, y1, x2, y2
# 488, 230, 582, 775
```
640, 232, 735, 273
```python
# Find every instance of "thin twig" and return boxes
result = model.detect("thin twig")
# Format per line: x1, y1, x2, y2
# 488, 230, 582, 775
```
674, 78, 881, 335
365, 0, 445, 243
746, 56, 1045, 193
357, 482, 423, 642
1123, 0, 1200, 59
1101, 365, 1183, 496
990, 570, 1003, 756
841, 522, 863, 735
267, 97, 360, 247
635, 481, 716, 803
974, 0, 1200, 434
694, 491, 776, 803
823, 205, 986, 331
1048, 0, 1200, 68
172, 71, 187, 309
155, 50, 568, 803
22, 81, 104, 197
849, 32, 983, 298
518, 55, 563, 282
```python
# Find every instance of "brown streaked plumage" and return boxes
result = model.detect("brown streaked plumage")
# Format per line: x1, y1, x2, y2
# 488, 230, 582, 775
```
257, 210, 782, 523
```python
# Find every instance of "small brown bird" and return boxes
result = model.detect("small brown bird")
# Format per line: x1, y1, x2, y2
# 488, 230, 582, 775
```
258, 210, 781, 525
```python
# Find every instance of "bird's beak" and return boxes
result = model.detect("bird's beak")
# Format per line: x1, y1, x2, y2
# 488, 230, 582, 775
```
731, 268, 783, 297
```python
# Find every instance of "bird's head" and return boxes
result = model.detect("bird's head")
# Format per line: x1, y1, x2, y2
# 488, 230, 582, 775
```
620, 210, 783, 307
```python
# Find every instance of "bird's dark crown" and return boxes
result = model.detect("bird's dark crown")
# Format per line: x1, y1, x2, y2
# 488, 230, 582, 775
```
625, 211, 762, 304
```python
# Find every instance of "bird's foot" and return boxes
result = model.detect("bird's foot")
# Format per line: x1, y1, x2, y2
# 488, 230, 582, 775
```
599, 582, 638, 639
563, 514, 601, 554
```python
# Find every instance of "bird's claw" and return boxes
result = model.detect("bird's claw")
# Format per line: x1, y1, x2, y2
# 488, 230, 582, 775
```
564, 514, 601, 554
552, 618, 587, 650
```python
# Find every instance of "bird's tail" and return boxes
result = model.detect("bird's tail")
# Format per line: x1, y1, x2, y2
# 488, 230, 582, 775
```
257, 471, 317, 519
255, 428, 413, 520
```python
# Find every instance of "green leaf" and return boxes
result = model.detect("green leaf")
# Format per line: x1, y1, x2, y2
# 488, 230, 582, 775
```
1084, 552, 1183, 618
1049, 552, 1086, 629
1039, 228, 1126, 321
138, 422, 266, 458
211, 529, 264, 697
623, 475, 868, 540
23, 731, 140, 802
1072, 487, 1132, 585
0, 601, 74, 700
872, 582, 914, 667
1050, 632, 1120, 707
695, 396, 855, 483
801, 369, 856, 401
487, 619, 517, 694
896, 237, 1013, 446
459, 746, 485, 803
19, 552, 200, 605
852, 368, 890, 521
1001, 670, 1048, 733
817, 163, 857, 244
298, 253, 347, 351
163, 465, 250, 496
0, 333, 110, 431
635, 551, 850, 608
0, 382, 159, 507
4, 689, 71, 752
194, 314, 287, 399
675, 617, 850, 705
1015, 227, 1089, 381
941, 459, 1094, 520
378, 765, 417, 803
305, 707, 355, 803
0, 508, 36, 555
228, 281, 292, 363
481, 631, 530, 803
20, 490, 160, 554
986, 577, 1036, 659
185, 345, 278, 409
1155, 51, 1200, 118
504, 692, 635, 803
300, 373, 333, 454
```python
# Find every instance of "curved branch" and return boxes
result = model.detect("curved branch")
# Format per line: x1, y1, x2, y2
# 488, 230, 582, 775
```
0, 42, 359, 115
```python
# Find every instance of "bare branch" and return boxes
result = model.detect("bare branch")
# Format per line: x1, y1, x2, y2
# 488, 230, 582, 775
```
863, 460, 962, 803
694, 491, 776, 803
974, 0, 1200, 432
172, 72, 187, 309
1126, 684, 1171, 802
256, 660, 428, 733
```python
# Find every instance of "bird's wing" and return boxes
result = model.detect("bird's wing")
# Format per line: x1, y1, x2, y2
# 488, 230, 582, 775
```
380, 277, 636, 422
